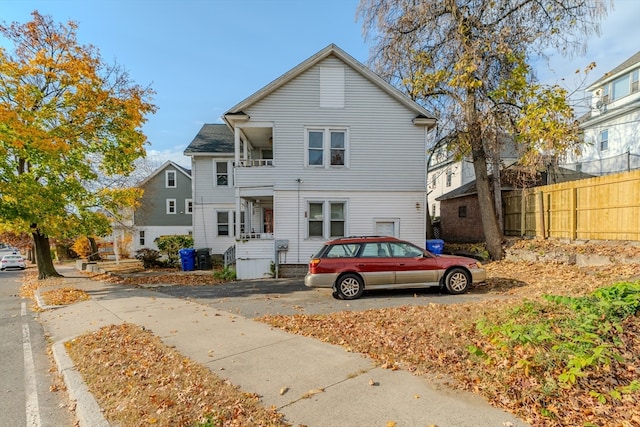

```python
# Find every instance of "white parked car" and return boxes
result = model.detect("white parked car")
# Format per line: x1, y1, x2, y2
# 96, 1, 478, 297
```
1, 254, 26, 270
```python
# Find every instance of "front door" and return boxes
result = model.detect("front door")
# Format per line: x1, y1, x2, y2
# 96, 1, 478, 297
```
264, 208, 273, 233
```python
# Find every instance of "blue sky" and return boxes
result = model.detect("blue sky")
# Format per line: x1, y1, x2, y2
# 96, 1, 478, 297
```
2, 0, 639, 168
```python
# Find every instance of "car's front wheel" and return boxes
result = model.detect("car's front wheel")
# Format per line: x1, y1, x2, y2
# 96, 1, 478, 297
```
444, 268, 470, 294
335, 273, 364, 300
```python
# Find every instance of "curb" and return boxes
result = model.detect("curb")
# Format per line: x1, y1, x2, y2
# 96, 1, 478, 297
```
52, 339, 110, 427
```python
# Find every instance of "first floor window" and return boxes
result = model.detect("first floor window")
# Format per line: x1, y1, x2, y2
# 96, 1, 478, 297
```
308, 203, 324, 237
330, 202, 345, 237
308, 201, 346, 238
217, 211, 229, 236
458, 205, 467, 218
599, 129, 609, 151
139, 231, 145, 246
166, 199, 176, 214
185, 199, 193, 214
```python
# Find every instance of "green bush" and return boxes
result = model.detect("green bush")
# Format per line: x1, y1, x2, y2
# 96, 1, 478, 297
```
155, 235, 193, 267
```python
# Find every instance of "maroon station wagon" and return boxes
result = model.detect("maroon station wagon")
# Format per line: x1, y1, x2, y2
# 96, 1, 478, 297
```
305, 236, 486, 300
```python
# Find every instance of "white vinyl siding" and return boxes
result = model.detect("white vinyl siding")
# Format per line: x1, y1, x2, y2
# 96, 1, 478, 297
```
275, 190, 426, 264
320, 65, 345, 108
234, 56, 427, 191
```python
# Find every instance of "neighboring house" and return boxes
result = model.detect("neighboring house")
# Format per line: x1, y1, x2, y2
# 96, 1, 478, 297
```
129, 160, 193, 253
563, 50, 640, 175
185, 44, 437, 280
427, 138, 520, 220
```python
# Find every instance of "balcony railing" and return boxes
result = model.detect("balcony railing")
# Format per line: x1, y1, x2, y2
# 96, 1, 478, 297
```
239, 232, 274, 240
235, 159, 274, 167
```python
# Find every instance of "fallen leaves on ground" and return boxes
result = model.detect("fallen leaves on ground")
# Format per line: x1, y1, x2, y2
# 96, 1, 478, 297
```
40, 287, 89, 306
258, 255, 640, 427
66, 323, 289, 427
87, 271, 226, 286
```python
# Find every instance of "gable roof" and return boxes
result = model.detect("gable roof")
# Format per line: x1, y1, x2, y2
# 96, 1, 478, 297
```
137, 160, 191, 187
223, 44, 436, 126
184, 123, 234, 155
587, 50, 640, 91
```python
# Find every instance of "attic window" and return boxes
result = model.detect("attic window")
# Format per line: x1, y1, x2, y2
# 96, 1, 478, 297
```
166, 170, 176, 188
320, 65, 345, 108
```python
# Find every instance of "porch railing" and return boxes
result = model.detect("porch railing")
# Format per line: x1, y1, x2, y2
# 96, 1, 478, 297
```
223, 245, 236, 268
239, 232, 274, 240
235, 159, 274, 167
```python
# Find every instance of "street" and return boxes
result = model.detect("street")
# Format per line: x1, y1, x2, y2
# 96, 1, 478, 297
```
0, 267, 75, 427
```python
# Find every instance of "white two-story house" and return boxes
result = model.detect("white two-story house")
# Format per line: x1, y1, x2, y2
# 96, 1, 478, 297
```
563, 50, 640, 175
186, 44, 437, 279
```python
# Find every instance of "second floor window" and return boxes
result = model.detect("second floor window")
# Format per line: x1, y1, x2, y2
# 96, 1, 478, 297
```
446, 170, 452, 187
216, 161, 229, 186
166, 199, 176, 214
166, 170, 176, 188
306, 128, 348, 167
599, 129, 609, 151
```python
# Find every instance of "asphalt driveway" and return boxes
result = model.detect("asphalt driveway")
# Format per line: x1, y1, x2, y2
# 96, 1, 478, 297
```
154, 278, 512, 318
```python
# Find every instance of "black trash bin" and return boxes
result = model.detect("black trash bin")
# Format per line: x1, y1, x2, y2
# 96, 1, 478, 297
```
196, 248, 212, 270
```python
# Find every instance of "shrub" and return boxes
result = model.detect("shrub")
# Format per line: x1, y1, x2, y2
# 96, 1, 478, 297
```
135, 248, 161, 268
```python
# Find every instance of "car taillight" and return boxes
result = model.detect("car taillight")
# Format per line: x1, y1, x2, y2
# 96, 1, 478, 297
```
309, 258, 321, 273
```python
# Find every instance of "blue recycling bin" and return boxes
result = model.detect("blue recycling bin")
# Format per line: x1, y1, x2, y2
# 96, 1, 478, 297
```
178, 248, 196, 271
426, 239, 444, 255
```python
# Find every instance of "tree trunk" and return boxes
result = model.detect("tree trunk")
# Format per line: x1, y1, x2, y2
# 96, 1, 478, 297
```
32, 229, 62, 279
88, 236, 102, 261
470, 142, 504, 260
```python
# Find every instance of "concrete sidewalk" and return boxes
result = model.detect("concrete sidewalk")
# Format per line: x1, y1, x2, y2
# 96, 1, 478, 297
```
39, 265, 529, 427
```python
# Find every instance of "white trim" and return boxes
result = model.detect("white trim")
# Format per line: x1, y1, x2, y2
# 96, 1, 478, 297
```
166, 198, 176, 214
306, 199, 348, 239
304, 127, 349, 168
165, 170, 177, 188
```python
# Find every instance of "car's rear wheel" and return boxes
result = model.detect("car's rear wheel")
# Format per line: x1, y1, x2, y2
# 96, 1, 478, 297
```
335, 273, 364, 300
444, 268, 470, 294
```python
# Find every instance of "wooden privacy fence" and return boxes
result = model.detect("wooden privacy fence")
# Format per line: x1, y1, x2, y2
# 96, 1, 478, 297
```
503, 170, 640, 241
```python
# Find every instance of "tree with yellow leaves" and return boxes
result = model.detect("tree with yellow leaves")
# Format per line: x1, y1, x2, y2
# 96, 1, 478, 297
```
358, 0, 608, 260
0, 11, 156, 279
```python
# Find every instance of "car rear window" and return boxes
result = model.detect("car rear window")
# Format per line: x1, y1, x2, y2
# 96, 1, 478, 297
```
324, 243, 360, 258
4, 255, 22, 260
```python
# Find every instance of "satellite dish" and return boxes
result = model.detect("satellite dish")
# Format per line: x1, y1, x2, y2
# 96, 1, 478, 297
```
595, 100, 604, 109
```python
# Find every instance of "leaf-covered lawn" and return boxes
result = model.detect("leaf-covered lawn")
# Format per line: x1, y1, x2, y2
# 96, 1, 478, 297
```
257, 261, 640, 426
66, 323, 289, 427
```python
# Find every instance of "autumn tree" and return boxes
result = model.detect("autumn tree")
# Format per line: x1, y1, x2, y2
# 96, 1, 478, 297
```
0, 12, 155, 278
358, 0, 608, 259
